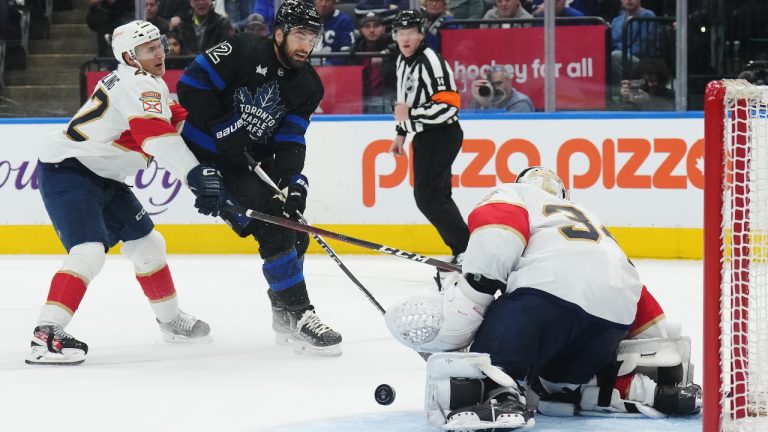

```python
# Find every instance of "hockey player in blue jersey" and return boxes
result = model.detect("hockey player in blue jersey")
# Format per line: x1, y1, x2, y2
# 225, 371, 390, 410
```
314, 0, 355, 65
177, 0, 343, 356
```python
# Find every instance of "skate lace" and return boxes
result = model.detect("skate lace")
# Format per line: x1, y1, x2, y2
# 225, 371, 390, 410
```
52, 327, 75, 340
170, 312, 195, 332
301, 312, 332, 336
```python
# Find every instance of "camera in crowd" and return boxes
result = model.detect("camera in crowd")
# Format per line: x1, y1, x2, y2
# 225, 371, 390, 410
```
628, 78, 647, 96
477, 81, 507, 101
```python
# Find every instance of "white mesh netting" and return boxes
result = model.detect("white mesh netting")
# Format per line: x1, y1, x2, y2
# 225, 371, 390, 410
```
720, 80, 768, 431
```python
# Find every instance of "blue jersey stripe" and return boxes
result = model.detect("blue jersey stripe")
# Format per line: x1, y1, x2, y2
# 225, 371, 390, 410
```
181, 122, 218, 154
274, 133, 306, 145
178, 74, 212, 90
285, 114, 309, 131
196, 55, 226, 90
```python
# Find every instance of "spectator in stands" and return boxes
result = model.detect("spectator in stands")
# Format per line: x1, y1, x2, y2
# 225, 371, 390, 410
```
157, 0, 190, 31
423, 0, 454, 53
448, 0, 485, 19
243, 12, 270, 39
532, 0, 597, 16
354, 0, 401, 26
167, 30, 185, 55
480, 0, 532, 29
471, 65, 534, 112
610, 0, 656, 84
619, 57, 673, 111
314, 0, 356, 65
737, 60, 768, 86
86, 0, 135, 57
532, 0, 584, 17
146, 0, 169, 34
251, 0, 275, 31
224, 0, 254, 32
177, 0, 233, 54
350, 12, 397, 113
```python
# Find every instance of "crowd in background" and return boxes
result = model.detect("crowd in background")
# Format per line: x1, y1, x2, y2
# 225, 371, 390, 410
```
1, 0, 767, 113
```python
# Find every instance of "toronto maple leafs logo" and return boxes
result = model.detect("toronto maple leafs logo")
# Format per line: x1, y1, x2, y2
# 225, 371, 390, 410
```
234, 82, 287, 142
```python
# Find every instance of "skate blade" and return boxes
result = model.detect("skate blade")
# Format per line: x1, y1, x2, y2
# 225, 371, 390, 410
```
292, 340, 342, 357
274, 332, 293, 346
442, 415, 530, 431
25, 348, 85, 366
161, 333, 213, 344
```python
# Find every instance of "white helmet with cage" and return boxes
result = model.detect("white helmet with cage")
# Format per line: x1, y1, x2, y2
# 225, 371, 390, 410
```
111, 20, 167, 64
515, 166, 569, 200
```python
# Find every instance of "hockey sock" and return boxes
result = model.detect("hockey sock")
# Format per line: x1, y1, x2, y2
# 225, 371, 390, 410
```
136, 264, 179, 323
38, 272, 88, 327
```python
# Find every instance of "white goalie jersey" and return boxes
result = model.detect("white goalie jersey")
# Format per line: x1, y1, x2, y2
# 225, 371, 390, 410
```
463, 183, 643, 325
40, 63, 195, 183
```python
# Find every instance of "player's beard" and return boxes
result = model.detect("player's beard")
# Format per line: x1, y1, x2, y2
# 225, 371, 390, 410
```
278, 39, 308, 69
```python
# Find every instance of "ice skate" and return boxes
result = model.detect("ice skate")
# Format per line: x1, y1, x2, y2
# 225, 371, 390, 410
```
288, 308, 342, 357
444, 390, 535, 431
25, 325, 88, 366
435, 253, 464, 291
157, 310, 211, 343
271, 305, 293, 345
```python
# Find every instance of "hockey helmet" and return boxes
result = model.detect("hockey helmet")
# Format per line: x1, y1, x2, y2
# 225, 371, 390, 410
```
111, 20, 168, 64
515, 166, 569, 200
392, 10, 424, 33
274, 0, 323, 34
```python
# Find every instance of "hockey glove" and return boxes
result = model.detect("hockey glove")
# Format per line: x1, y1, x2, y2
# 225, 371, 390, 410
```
186, 163, 225, 217
280, 174, 308, 219
210, 112, 251, 160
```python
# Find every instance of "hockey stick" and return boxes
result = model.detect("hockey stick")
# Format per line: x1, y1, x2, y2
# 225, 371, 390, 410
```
247, 163, 386, 315
228, 203, 461, 273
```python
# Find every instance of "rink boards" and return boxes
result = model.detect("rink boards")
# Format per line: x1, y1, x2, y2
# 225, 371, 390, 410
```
0, 112, 704, 258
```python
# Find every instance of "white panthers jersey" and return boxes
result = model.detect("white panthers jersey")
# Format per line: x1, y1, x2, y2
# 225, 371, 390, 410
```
462, 183, 642, 325
40, 64, 193, 183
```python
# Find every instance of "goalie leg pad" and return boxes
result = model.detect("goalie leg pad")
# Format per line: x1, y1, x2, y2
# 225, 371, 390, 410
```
617, 336, 693, 385
426, 352, 521, 428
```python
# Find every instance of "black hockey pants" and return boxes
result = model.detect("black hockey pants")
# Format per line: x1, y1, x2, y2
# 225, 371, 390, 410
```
411, 122, 470, 256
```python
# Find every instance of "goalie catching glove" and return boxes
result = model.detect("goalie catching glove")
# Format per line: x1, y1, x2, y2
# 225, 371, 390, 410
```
385, 273, 494, 353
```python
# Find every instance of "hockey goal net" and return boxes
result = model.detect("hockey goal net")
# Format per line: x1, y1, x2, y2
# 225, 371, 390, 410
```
704, 79, 768, 432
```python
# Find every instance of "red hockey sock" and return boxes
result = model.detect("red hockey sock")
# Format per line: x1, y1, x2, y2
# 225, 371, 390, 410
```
46, 272, 88, 314
614, 374, 634, 399
136, 264, 177, 301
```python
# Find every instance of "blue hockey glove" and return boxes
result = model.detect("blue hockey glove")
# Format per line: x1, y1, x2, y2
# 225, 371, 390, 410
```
210, 112, 251, 160
186, 163, 225, 217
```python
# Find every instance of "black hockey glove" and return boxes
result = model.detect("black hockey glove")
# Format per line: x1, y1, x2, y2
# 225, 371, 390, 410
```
210, 113, 251, 160
275, 174, 308, 219
186, 163, 225, 217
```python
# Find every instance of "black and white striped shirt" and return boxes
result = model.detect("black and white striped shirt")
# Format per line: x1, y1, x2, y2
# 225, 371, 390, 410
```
395, 44, 460, 134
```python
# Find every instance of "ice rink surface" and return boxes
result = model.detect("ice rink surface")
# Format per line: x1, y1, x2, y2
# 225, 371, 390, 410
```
0, 254, 702, 432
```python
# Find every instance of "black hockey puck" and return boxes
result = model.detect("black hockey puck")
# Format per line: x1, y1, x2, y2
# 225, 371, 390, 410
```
375, 384, 396, 405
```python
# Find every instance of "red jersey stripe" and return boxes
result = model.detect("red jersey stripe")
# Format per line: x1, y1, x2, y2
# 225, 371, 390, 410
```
468, 202, 530, 244
628, 285, 666, 337
169, 101, 188, 129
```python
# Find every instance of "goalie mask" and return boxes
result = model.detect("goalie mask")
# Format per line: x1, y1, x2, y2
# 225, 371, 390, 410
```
112, 20, 169, 64
515, 166, 569, 200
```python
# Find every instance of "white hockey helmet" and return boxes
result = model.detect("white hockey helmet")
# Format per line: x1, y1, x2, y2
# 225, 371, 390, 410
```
111, 20, 165, 64
515, 166, 569, 200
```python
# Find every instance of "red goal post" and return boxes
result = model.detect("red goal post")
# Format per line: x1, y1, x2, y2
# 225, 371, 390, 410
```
704, 79, 768, 432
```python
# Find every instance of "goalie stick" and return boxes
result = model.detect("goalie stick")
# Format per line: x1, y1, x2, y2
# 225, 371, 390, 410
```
247, 163, 385, 315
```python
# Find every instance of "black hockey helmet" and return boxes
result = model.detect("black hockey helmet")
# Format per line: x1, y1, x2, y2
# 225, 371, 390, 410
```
392, 9, 424, 33
274, 0, 323, 34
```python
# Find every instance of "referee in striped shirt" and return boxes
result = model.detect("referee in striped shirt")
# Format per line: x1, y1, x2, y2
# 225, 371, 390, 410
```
389, 9, 469, 283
